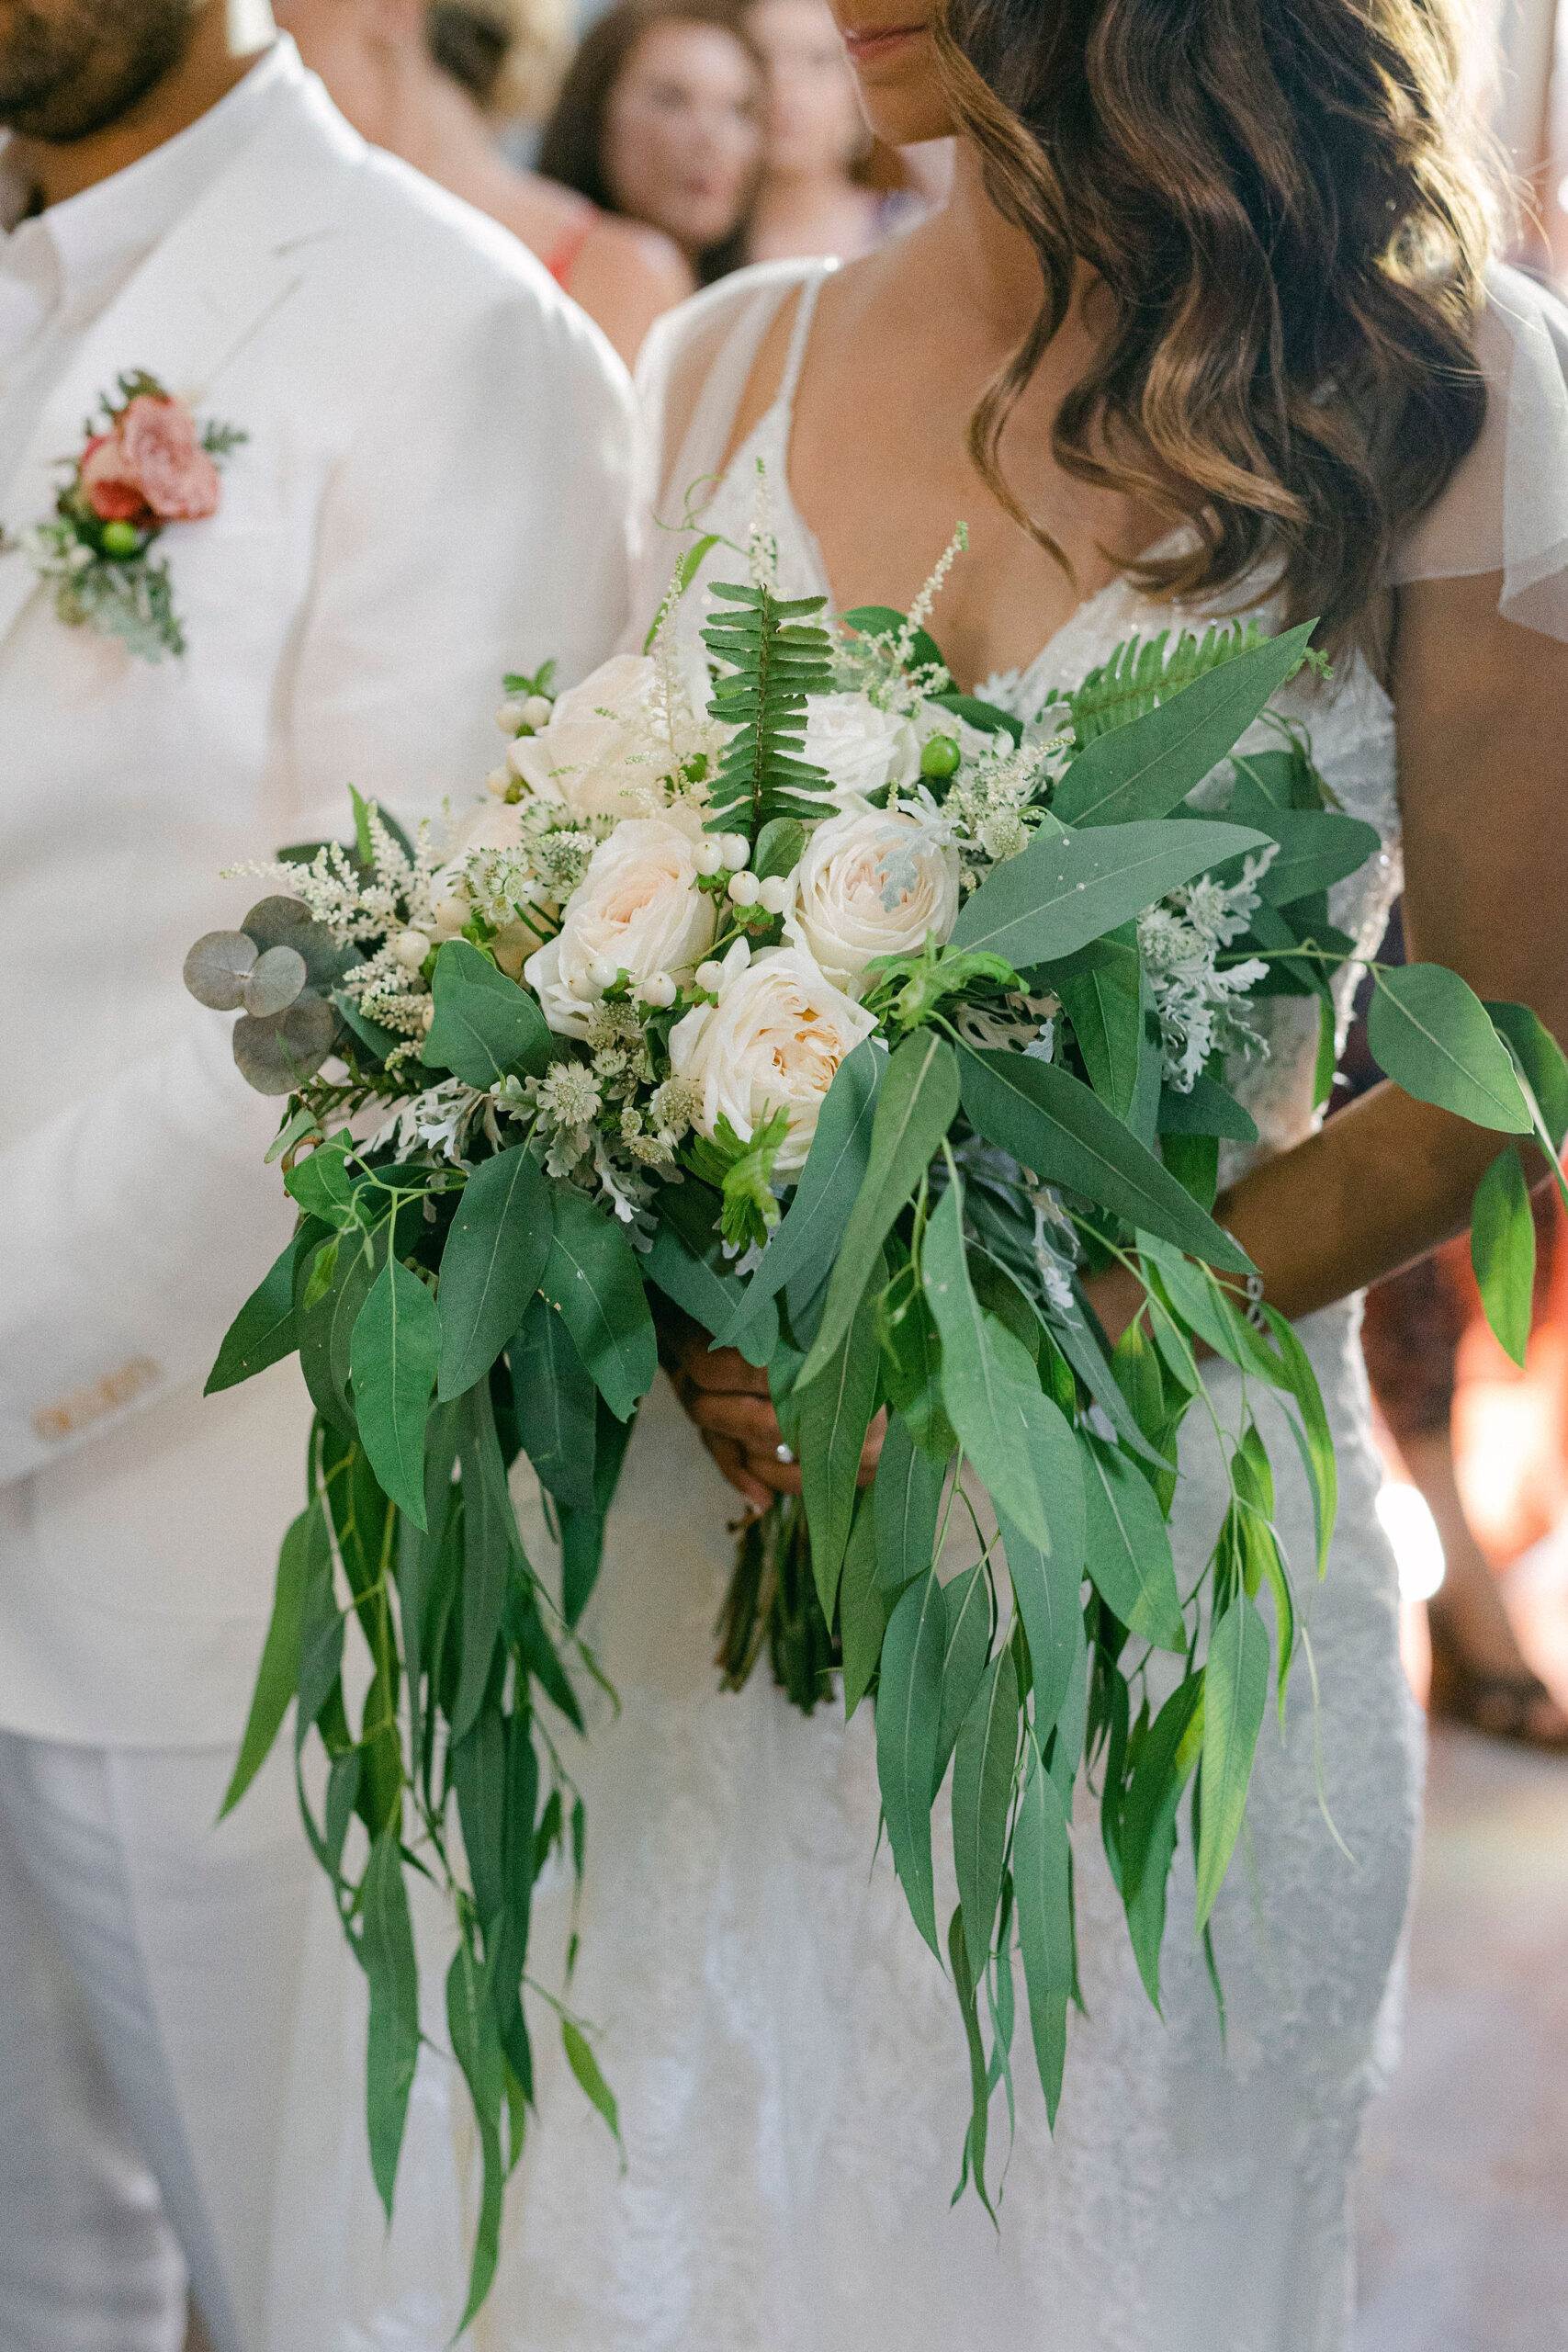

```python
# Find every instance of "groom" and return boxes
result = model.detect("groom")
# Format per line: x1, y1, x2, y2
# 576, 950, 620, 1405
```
0, 2, 631, 2345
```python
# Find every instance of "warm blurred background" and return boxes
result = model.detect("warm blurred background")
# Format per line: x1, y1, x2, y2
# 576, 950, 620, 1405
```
271, 5, 1567, 2342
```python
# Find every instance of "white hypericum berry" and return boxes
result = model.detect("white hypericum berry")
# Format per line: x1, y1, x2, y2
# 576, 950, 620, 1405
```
638, 971, 677, 1009
485, 766, 512, 797
521, 695, 554, 729
588, 956, 620, 992
394, 929, 431, 968
496, 698, 525, 733
434, 896, 468, 930
720, 833, 750, 870
420, 1001, 435, 1031
728, 871, 761, 907
757, 874, 791, 915
695, 961, 724, 992
694, 839, 724, 876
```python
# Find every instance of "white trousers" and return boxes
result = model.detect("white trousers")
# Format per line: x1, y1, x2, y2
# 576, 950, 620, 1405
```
0, 1731, 313, 2352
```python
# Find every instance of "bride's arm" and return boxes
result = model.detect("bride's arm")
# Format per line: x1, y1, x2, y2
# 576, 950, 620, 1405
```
1090, 569, 1568, 1338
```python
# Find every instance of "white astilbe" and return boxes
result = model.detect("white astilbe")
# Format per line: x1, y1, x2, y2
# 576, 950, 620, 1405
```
224, 807, 445, 944
1138, 849, 1275, 1089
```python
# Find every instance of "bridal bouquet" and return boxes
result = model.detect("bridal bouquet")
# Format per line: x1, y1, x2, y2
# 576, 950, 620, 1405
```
186, 534, 1568, 2313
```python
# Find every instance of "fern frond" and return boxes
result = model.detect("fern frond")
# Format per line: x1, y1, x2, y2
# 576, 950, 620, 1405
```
702, 582, 838, 833
1064, 618, 1267, 747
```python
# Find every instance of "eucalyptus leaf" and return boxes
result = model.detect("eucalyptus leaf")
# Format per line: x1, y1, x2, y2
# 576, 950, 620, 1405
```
437, 1146, 552, 1402
797, 1269, 881, 1620
873, 1413, 947, 1593
446, 1938, 506, 2332
233, 991, 336, 1094
953, 1645, 1019, 1976
933, 1562, 992, 1797
1485, 1001, 1568, 1150
220, 1497, 328, 1814
1077, 1431, 1186, 1651
361, 1826, 419, 2222
956, 1044, 1257, 1277
952, 819, 1269, 969
797, 1031, 958, 1389
875, 1570, 947, 1956
1368, 965, 1532, 1133
1471, 1144, 1535, 1369
1014, 1739, 1074, 2127
921, 1181, 1055, 1550
716, 1037, 881, 1353
1194, 1591, 1269, 1929
1121, 1673, 1204, 2008
242, 942, 308, 1017
350, 1256, 442, 1527
422, 939, 551, 1086
839, 1493, 886, 1718
452, 1380, 520, 1744
206, 1231, 302, 1394
184, 927, 256, 1010
508, 1291, 597, 1508
1058, 928, 1141, 1115
538, 1185, 658, 1422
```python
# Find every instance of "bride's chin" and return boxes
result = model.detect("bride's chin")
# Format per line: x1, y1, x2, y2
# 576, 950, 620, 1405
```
830, 17, 954, 145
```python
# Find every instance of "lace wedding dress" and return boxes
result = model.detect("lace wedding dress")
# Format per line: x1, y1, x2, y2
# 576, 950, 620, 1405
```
264, 260, 1568, 2352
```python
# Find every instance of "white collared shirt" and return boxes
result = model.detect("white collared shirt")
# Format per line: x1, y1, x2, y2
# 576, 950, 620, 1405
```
0, 39, 292, 500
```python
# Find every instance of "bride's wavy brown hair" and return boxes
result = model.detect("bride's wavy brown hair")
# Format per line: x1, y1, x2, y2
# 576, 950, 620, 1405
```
934, 0, 1495, 646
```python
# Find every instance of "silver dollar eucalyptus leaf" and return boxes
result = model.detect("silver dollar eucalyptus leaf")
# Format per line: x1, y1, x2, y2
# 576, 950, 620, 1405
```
232, 990, 337, 1093
242, 944, 309, 1018
243, 895, 356, 989
184, 929, 258, 1010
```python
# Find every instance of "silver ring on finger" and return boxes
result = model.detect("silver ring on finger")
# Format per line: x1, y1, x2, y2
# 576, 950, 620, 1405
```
775, 1442, 795, 1464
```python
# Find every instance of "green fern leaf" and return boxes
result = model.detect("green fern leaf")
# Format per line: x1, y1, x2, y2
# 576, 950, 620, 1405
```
702, 582, 838, 833
1064, 618, 1268, 748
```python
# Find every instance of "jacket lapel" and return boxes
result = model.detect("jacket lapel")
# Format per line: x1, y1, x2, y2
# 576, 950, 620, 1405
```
0, 63, 358, 649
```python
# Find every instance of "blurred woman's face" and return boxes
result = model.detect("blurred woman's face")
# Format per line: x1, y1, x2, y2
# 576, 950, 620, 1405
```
747, 0, 864, 180
604, 20, 763, 257
820, 1, 950, 147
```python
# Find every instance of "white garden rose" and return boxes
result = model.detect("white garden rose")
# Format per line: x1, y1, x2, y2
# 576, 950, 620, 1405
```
525, 816, 716, 1038
802, 692, 920, 805
788, 805, 961, 992
668, 945, 877, 1173
508, 653, 663, 824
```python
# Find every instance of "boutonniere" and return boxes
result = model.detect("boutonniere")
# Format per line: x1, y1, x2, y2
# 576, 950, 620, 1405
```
15, 370, 246, 662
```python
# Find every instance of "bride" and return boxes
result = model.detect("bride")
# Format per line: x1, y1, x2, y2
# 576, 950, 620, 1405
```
267, 0, 1568, 2345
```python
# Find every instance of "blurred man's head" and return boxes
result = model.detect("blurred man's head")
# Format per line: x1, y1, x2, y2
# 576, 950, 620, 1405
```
0, 0, 196, 141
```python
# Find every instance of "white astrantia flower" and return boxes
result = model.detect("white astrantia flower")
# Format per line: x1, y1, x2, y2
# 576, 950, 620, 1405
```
786, 803, 961, 993
668, 945, 877, 1174
802, 692, 921, 806
525, 813, 715, 1039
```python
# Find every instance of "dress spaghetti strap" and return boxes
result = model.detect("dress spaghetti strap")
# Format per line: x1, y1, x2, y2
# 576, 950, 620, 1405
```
774, 260, 835, 424
543, 198, 598, 290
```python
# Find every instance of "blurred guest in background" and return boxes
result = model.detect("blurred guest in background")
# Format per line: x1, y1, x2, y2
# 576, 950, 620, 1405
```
278, 0, 691, 364
540, 0, 763, 285
740, 0, 887, 261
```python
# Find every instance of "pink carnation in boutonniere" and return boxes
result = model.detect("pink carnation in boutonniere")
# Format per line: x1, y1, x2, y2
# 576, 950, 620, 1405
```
10, 369, 245, 662
80, 393, 223, 526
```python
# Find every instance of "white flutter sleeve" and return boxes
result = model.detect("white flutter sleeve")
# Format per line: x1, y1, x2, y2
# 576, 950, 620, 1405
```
1386, 260, 1568, 639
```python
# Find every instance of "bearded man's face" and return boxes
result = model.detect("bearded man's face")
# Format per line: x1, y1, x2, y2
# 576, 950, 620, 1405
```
0, 0, 195, 141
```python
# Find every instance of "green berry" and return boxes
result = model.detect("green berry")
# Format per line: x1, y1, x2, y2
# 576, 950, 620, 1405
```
920, 733, 962, 779
100, 521, 141, 558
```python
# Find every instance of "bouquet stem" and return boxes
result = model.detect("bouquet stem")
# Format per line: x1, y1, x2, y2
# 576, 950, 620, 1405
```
715, 1496, 838, 1713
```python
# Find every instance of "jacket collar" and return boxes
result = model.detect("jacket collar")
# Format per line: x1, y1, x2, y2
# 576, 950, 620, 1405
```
0, 46, 363, 649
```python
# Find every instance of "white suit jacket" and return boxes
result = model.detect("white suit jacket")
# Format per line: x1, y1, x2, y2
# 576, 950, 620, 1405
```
0, 48, 633, 1746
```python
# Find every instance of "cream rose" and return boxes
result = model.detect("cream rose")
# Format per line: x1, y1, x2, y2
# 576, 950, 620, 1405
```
668, 945, 877, 1174
788, 806, 961, 993
525, 816, 715, 1037
802, 693, 920, 806
508, 653, 663, 825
